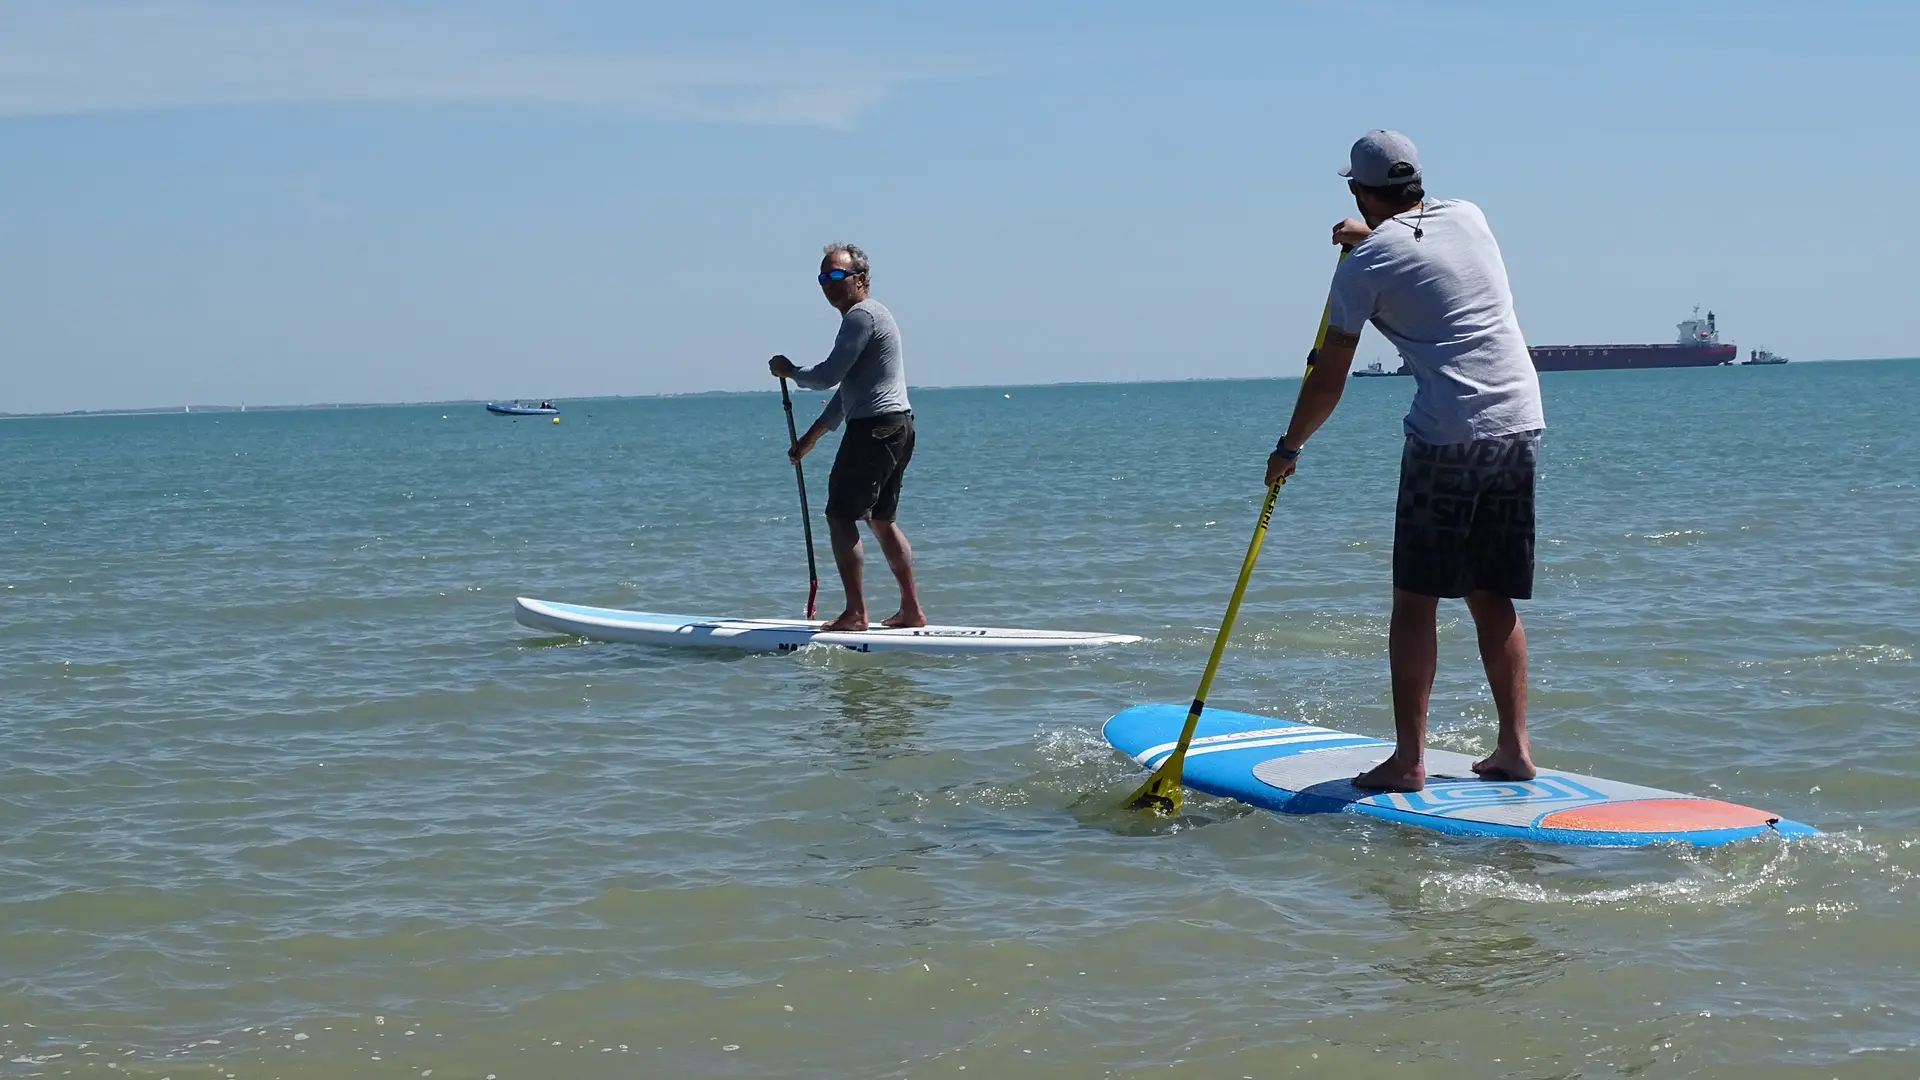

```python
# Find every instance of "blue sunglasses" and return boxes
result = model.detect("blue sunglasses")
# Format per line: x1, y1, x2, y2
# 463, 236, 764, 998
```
817, 268, 861, 283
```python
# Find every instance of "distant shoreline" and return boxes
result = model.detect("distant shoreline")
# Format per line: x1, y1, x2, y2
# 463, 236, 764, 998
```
4, 356, 1913, 420
0, 401, 488, 420
0, 399, 552, 419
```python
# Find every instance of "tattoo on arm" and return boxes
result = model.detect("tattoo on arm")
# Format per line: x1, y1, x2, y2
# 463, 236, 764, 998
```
1323, 326, 1361, 349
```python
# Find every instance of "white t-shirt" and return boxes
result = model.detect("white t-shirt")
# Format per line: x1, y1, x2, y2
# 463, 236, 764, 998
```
1327, 198, 1545, 444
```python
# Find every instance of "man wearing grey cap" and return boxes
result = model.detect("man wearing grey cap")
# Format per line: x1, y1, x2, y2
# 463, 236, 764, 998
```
1264, 130, 1546, 793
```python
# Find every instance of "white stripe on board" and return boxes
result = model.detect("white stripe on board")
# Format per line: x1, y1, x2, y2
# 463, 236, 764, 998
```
1135, 725, 1343, 763
1139, 730, 1373, 768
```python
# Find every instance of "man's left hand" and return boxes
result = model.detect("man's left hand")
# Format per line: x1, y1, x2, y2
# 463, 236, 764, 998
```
1265, 449, 1298, 487
1332, 218, 1372, 248
769, 355, 798, 379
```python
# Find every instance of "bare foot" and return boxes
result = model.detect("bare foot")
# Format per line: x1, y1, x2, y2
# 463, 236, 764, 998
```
820, 611, 868, 632
1471, 751, 1537, 782
1353, 756, 1425, 793
880, 607, 928, 629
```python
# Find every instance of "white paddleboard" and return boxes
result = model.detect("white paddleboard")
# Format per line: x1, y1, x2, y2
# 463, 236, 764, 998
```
515, 597, 1143, 654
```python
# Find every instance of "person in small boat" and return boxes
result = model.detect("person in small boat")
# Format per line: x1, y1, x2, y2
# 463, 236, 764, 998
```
768, 243, 926, 633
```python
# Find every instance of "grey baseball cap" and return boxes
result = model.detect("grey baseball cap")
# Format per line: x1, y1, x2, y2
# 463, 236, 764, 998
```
1340, 130, 1422, 187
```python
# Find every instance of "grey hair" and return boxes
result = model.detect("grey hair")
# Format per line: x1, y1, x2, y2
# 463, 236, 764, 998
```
823, 242, 870, 280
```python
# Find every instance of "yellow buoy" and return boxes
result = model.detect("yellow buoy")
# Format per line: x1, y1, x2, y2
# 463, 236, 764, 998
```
552, 416, 560, 424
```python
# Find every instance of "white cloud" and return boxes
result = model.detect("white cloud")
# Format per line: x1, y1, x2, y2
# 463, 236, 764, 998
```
0, 1, 902, 127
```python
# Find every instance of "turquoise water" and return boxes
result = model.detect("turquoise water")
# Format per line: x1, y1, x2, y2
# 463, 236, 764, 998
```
2, 361, 1916, 1078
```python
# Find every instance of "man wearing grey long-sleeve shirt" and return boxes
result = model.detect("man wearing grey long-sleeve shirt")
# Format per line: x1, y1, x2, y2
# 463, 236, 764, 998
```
769, 243, 926, 632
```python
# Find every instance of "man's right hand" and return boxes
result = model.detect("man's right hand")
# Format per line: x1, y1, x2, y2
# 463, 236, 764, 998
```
1332, 218, 1372, 247
788, 432, 819, 464
769, 355, 798, 379
1265, 447, 1299, 487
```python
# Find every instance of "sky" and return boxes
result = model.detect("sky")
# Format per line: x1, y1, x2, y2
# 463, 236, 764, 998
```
3, 0, 1916, 413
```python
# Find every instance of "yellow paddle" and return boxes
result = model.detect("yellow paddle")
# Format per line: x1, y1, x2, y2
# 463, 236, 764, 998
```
1125, 250, 1349, 814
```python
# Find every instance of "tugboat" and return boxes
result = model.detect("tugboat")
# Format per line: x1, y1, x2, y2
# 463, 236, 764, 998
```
1742, 349, 1789, 366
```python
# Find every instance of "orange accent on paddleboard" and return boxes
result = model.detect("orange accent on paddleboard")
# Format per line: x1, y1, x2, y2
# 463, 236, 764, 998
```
1541, 799, 1778, 833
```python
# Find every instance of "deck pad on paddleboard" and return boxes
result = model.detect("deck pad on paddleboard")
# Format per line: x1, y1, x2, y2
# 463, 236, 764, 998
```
516, 598, 1142, 654
1104, 704, 1817, 847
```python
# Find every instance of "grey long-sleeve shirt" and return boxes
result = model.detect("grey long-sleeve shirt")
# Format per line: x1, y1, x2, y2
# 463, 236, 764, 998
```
790, 299, 910, 430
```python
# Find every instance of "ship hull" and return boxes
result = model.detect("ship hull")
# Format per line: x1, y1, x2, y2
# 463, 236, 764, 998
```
1529, 344, 1736, 372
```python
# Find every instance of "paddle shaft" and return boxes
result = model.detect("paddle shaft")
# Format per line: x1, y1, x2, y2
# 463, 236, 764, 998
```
779, 378, 820, 619
1127, 249, 1349, 813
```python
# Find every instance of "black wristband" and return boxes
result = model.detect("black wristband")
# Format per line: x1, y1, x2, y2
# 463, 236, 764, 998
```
1274, 439, 1301, 460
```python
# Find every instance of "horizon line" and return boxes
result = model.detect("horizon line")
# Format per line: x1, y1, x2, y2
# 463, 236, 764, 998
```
3, 356, 1912, 420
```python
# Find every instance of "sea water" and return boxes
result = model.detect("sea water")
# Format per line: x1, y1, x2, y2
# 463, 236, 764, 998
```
1, 360, 1916, 1078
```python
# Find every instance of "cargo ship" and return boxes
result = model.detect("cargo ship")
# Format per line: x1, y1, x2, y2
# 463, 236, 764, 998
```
1528, 307, 1737, 372
1352, 359, 1409, 378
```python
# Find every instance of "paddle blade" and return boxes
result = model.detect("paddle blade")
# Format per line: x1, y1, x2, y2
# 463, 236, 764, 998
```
1123, 756, 1185, 815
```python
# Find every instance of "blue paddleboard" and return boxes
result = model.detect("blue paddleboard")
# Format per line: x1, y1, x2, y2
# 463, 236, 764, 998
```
1105, 704, 1817, 847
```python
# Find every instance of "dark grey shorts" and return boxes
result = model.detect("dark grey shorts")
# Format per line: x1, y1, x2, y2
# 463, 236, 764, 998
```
1393, 429, 1540, 600
826, 411, 914, 522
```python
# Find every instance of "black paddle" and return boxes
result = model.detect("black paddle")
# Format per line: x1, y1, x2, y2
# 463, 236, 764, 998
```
779, 377, 820, 619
